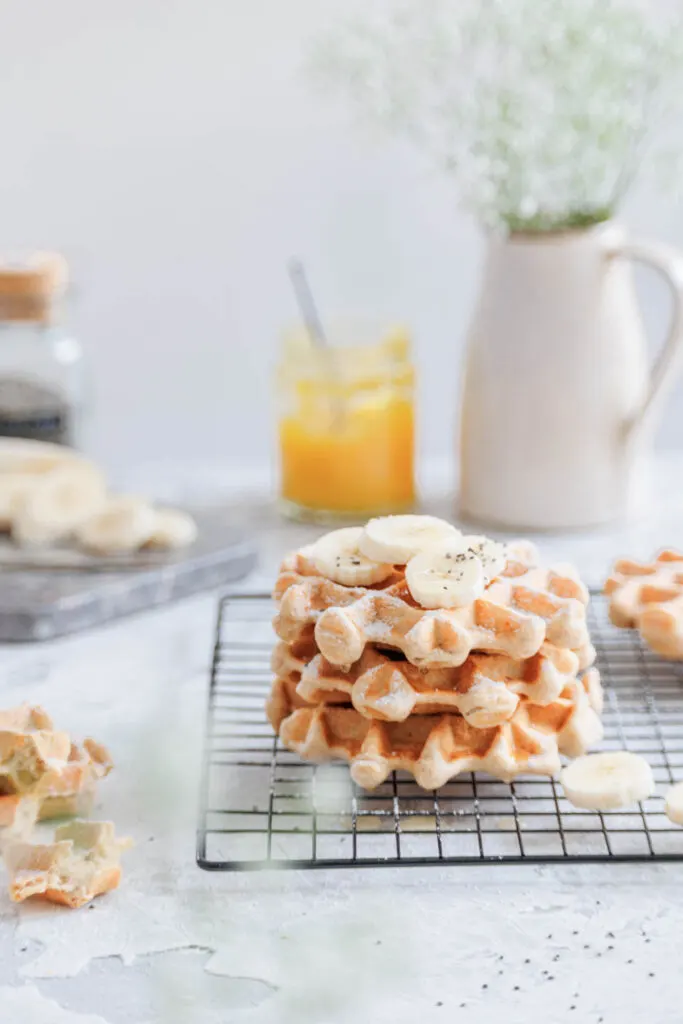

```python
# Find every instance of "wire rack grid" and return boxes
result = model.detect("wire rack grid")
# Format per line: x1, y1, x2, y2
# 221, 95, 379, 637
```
197, 591, 683, 870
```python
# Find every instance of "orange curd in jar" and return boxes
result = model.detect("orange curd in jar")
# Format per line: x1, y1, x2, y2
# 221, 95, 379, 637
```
277, 324, 415, 521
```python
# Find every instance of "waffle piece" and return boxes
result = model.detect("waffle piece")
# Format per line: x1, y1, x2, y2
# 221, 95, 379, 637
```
0, 705, 52, 733
266, 675, 350, 733
0, 709, 71, 795
277, 670, 603, 790
267, 639, 351, 730
274, 546, 589, 669
0, 704, 112, 821
267, 676, 312, 732
575, 641, 596, 671
0, 796, 40, 849
271, 636, 324, 679
605, 550, 683, 658
271, 639, 578, 727
525, 669, 603, 759
35, 738, 112, 805
4, 820, 132, 908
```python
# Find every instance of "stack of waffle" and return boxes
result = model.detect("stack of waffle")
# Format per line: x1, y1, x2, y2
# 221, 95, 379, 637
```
268, 518, 603, 791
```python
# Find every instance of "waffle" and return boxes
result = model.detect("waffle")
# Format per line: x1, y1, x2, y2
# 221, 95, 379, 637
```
525, 668, 604, 758
4, 820, 132, 908
0, 705, 68, 793
266, 675, 349, 733
274, 548, 590, 669
270, 638, 580, 728
575, 641, 597, 672
276, 669, 603, 790
605, 549, 683, 658
267, 638, 351, 725
36, 738, 112, 804
0, 704, 112, 811
0, 796, 39, 848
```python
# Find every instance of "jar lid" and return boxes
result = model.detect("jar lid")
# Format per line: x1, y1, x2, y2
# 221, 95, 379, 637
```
0, 252, 68, 323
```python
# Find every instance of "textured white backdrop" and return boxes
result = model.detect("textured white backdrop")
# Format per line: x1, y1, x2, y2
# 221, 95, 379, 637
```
0, 0, 682, 474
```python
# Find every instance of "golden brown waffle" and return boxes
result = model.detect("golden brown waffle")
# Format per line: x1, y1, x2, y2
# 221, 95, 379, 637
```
605, 550, 683, 658
575, 641, 596, 672
0, 704, 71, 795
0, 705, 52, 733
276, 670, 602, 790
4, 820, 132, 908
266, 675, 349, 733
525, 669, 603, 758
37, 738, 112, 801
0, 795, 40, 847
270, 638, 580, 728
0, 704, 112, 812
267, 639, 351, 732
274, 548, 589, 669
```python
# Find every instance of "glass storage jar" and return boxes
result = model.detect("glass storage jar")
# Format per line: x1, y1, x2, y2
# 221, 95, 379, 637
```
276, 320, 416, 522
0, 252, 84, 447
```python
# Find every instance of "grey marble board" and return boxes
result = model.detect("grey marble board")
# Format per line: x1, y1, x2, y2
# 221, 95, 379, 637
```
0, 507, 256, 642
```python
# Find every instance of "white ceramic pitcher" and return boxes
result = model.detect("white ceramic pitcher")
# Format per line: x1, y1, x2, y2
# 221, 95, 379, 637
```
459, 221, 683, 530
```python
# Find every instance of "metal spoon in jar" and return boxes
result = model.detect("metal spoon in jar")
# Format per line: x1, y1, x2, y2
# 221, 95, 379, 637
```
287, 259, 343, 428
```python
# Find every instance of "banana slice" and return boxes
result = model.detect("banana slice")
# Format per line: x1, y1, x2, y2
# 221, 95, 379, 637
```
77, 497, 157, 555
359, 515, 463, 565
0, 440, 88, 531
0, 473, 39, 531
560, 751, 655, 810
12, 463, 107, 547
405, 542, 485, 609
146, 508, 198, 550
311, 527, 394, 586
462, 535, 507, 583
0, 438, 80, 475
665, 781, 683, 826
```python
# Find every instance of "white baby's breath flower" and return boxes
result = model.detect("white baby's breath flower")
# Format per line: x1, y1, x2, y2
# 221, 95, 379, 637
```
312, 0, 683, 232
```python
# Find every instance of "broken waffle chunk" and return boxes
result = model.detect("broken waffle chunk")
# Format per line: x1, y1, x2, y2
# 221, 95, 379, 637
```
0, 704, 112, 822
4, 820, 132, 908
0, 796, 40, 849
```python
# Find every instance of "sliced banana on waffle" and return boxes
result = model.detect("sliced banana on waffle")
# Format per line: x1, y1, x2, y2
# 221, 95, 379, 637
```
405, 534, 506, 609
665, 781, 683, 825
12, 462, 107, 547
560, 751, 655, 810
311, 527, 394, 586
462, 535, 507, 583
359, 515, 463, 565
406, 542, 485, 609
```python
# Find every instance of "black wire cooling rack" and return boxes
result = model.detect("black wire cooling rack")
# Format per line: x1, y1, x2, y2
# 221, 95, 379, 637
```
197, 591, 683, 870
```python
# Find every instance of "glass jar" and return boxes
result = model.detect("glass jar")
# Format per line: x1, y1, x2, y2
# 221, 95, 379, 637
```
276, 320, 416, 522
0, 253, 84, 447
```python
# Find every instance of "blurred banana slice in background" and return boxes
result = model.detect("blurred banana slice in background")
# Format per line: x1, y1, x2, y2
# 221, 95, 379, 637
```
146, 508, 198, 551
77, 497, 158, 555
0, 438, 198, 558
0, 473, 38, 531
12, 462, 107, 547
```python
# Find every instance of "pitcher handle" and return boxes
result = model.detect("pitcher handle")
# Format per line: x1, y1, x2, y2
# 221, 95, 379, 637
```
609, 237, 683, 442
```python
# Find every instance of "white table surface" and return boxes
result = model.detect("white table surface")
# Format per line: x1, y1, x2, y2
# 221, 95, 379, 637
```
2, 458, 683, 1024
